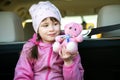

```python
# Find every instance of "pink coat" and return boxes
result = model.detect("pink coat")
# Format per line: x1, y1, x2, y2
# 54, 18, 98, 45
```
14, 41, 84, 80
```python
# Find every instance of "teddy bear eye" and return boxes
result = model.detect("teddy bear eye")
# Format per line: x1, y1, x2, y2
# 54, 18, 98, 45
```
74, 28, 76, 31
69, 27, 72, 29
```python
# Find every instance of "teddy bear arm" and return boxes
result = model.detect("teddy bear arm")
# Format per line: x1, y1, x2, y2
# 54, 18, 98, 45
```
75, 35, 83, 42
55, 35, 65, 42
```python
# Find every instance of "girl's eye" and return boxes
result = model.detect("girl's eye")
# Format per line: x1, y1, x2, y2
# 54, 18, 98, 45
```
42, 24, 48, 27
54, 22, 59, 26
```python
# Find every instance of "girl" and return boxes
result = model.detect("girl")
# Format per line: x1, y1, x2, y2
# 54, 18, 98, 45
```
14, 1, 84, 80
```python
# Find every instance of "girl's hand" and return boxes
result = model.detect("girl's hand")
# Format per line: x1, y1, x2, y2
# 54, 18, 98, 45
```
59, 46, 78, 66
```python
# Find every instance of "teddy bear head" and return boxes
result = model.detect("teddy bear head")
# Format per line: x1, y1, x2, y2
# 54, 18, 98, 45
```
64, 22, 83, 37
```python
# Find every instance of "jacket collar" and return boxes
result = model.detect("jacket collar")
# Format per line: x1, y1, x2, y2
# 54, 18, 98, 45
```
39, 40, 53, 48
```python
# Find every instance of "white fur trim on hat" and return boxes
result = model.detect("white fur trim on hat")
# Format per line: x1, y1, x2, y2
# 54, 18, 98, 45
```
29, 1, 62, 33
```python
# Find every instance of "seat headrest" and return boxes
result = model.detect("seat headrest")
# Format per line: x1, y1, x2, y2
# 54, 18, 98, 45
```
0, 12, 24, 42
97, 5, 120, 38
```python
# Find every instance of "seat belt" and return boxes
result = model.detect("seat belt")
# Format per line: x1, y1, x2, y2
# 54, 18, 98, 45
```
88, 24, 120, 36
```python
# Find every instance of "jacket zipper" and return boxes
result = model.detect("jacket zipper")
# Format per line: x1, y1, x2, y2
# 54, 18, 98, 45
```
45, 47, 52, 80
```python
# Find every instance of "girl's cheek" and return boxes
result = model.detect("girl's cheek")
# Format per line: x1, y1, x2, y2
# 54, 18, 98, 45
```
53, 25, 60, 31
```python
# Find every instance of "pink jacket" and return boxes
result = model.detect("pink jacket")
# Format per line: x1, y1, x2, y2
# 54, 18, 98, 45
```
14, 41, 84, 80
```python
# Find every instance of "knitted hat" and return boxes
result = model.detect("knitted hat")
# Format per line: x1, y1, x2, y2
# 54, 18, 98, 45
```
29, 1, 62, 33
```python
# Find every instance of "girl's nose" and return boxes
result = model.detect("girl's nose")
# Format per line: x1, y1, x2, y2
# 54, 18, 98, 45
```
49, 25, 54, 31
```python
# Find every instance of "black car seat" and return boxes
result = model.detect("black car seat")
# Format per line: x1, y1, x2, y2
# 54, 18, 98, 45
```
97, 5, 120, 38
23, 21, 35, 41
0, 11, 24, 79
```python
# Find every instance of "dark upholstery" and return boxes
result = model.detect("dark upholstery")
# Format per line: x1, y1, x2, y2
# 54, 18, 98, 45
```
79, 38, 120, 80
23, 22, 35, 41
0, 42, 24, 80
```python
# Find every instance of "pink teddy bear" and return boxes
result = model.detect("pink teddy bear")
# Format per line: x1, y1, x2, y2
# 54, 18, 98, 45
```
53, 22, 83, 54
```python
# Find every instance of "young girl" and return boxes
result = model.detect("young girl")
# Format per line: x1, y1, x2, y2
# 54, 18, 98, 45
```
14, 1, 84, 80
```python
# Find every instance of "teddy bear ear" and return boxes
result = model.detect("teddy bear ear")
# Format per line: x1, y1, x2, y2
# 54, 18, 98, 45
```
79, 24, 83, 30
64, 23, 69, 29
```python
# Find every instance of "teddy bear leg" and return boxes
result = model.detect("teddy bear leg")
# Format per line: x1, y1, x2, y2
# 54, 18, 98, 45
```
66, 42, 78, 54
53, 42, 61, 53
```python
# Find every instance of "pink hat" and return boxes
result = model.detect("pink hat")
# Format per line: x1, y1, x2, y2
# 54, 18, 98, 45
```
29, 1, 62, 33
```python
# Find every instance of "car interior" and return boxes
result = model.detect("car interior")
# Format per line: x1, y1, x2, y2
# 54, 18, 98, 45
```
0, 0, 120, 80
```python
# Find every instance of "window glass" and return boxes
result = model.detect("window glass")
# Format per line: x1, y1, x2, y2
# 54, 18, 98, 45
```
61, 15, 98, 30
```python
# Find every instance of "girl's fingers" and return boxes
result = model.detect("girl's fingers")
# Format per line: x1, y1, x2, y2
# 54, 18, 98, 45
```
59, 45, 78, 61
58, 49, 62, 57
59, 46, 72, 59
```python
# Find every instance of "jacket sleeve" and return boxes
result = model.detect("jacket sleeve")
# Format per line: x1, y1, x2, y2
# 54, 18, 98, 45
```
14, 42, 35, 80
63, 53, 84, 80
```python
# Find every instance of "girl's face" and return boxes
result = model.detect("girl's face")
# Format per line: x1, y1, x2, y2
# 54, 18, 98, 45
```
38, 17, 61, 44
